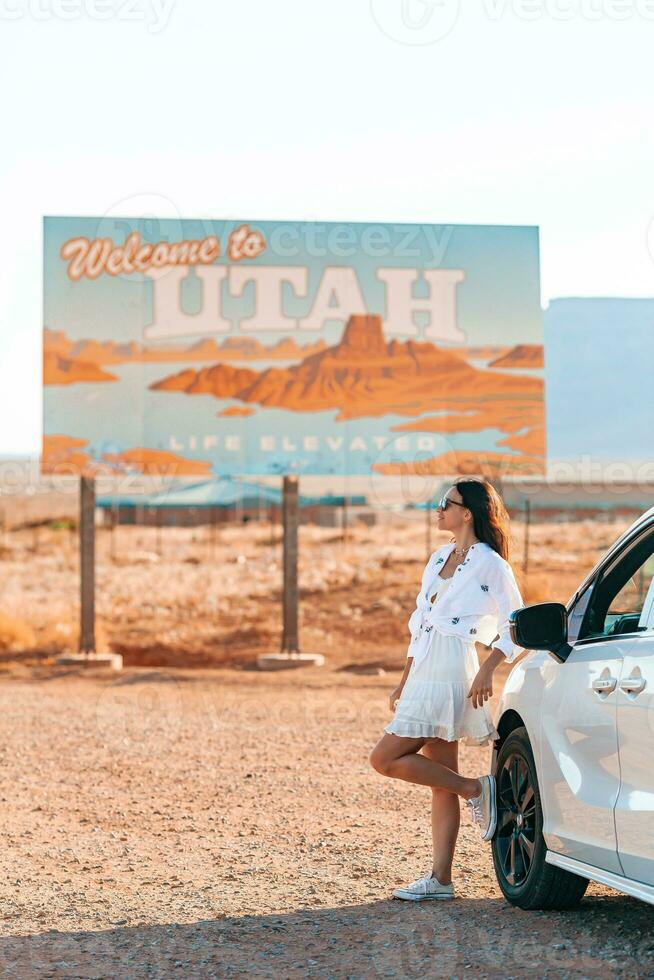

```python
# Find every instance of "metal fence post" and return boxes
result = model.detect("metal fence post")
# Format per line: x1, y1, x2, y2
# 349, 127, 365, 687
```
281, 475, 299, 653
79, 476, 96, 654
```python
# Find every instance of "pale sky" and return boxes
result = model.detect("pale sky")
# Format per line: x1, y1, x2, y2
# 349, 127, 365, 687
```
2, 0, 654, 455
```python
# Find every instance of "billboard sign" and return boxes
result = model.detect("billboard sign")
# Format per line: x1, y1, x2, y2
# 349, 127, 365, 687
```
43, 217, 544, 483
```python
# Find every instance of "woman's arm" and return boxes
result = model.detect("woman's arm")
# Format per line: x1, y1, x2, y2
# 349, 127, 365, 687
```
399, 656, 414, 685
467, 558, 525, 708
488, 559, 525, 663
467, 644, 505, 708
389, 657, 413, 711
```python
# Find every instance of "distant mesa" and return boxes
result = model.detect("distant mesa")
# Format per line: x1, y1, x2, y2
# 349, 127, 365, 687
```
152, 364, 260, 398
43, 329, 75, 358
41, 435, 212, 478
43, 350, 118, 386
218, 336, 266, 355
42, 434, 102, 476
217, 406, 256, 418
447, 344, 511, 360
70, 339, 122, 363
270, 337, 326, 357
43, 327, 328, 383
392, 399, 545, 457
43, 434, 88, 452
497, 424, 545, 456
373, 448, 545, 478
114, 340, 141, 358
102, 448, 212, 477
488, 344, 544, 369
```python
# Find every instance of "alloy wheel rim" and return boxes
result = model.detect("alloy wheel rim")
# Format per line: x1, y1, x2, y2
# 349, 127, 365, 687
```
495, 752, 536, 887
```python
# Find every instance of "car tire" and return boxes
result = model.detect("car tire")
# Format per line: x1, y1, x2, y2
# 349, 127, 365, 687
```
491, 726, 589, 910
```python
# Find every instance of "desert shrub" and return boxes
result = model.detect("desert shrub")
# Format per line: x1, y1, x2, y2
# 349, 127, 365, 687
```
36, 617, 109, 654
0, 613, 36, 652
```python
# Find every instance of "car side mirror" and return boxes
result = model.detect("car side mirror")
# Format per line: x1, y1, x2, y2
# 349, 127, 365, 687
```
509, 602, 573, 663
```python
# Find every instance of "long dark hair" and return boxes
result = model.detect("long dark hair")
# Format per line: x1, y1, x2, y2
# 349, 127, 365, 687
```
452, 478, 511, 561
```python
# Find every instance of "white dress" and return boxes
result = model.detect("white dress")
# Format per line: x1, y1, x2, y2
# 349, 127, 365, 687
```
384, 571, 499, 747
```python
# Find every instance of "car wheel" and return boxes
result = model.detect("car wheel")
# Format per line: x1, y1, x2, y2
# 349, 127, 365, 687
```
491, 726, 589, 910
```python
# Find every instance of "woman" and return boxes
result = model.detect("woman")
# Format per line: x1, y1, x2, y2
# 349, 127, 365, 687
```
369, 478, 525, 901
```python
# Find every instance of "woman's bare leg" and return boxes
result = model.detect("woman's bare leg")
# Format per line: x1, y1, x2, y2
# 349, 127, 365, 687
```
421, 738, 461, 884
369, 733, 481, 799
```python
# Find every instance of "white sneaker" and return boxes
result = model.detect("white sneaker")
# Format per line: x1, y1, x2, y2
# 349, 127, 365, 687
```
393, 872, 455, 901
466, 774, 497, 841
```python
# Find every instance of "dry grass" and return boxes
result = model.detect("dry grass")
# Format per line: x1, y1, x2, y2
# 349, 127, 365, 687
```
36, 617, 109, 657
0, 612, 36, 652
0, 512, 641, 669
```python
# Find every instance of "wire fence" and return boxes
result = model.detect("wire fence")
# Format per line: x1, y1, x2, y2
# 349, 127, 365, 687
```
0, 489, 648, 668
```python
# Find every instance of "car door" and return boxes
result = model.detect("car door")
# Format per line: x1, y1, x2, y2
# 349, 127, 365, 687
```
538, 622, 624, 873
614, 547, 654, 885
543, 523, 654, 875
538, 524, 654, 873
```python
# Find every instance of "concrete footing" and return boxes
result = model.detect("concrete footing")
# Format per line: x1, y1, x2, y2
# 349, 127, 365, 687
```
256, 652, 324, 671
55, 652, 123, 670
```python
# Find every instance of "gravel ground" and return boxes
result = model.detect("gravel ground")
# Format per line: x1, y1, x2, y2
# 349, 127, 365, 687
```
0, 665, 652, 979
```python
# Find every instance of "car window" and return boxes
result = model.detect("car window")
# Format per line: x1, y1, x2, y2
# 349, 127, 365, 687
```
639, 574, 654, 629
578, 527, 654, 641
567, 580, 594, 643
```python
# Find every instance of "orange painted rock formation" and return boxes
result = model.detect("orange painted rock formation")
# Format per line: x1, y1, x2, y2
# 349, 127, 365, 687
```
102, 448, 212, 477
43, 326, 327, 368
150, 315, 542, 425
41, 434, 101, 476
44, 351, 118, 385
217, 406, 256, 417
488, 344, 544, 369
373, 448, 545, 478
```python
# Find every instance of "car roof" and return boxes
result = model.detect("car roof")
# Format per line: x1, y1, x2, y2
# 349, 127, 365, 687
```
616, 505, 654, 545
572, 505, 654, 600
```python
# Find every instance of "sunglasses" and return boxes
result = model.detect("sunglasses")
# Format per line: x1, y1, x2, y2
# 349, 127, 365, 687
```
437, 494, 467, 512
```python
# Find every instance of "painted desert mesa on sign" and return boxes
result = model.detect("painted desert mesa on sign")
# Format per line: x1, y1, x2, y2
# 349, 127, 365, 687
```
148, 315, 545, 474
488, 344, 544, 369
42, 316, 544, 478
150, 315, 541, 417
41, 435, 214, 477
42, 328, 327, 382
43, 350, 118, 386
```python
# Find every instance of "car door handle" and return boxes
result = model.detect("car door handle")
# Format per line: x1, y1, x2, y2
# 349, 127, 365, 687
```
619, 675, 647, 694
592, 676, 617, 693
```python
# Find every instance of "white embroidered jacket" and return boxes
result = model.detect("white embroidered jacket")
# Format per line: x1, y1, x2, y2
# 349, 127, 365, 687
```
406, 540, 525, 664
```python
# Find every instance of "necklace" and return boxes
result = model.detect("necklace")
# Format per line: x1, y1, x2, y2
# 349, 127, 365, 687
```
452, 541, 479, 557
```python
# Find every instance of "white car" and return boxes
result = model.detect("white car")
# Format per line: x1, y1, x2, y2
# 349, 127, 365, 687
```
491, 506, 654, 909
